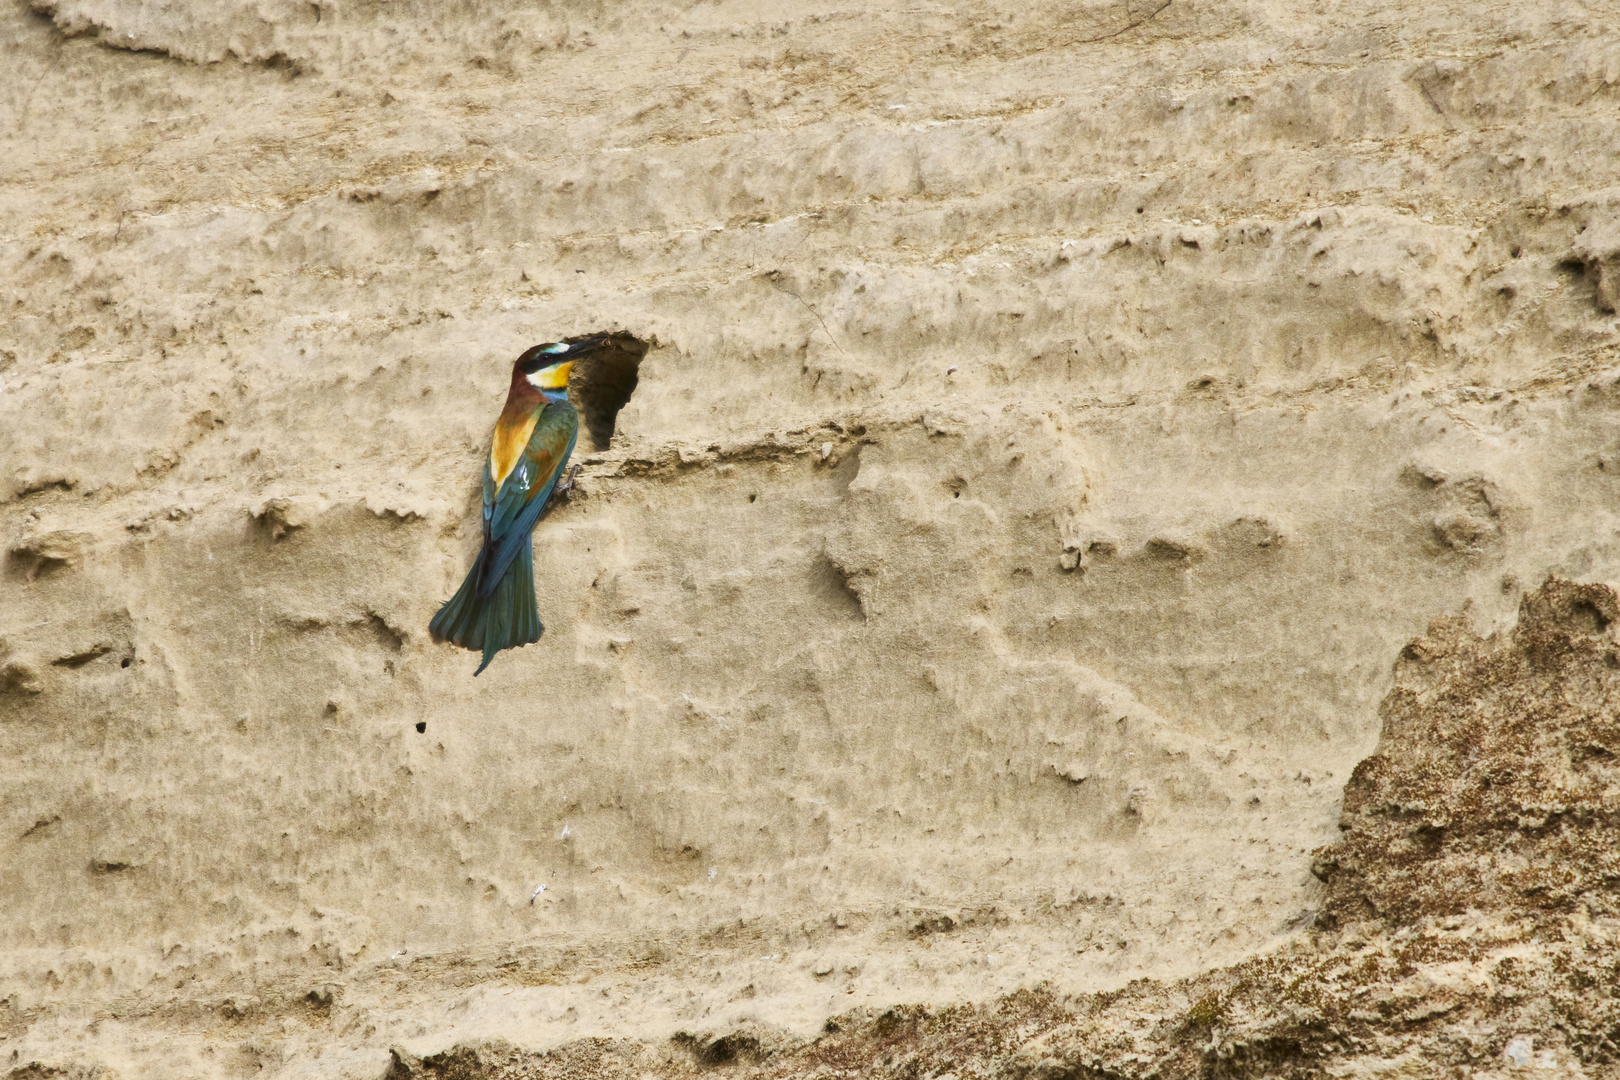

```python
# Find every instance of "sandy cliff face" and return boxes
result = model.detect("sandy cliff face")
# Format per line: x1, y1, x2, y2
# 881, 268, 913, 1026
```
4, 0, 1620, 1075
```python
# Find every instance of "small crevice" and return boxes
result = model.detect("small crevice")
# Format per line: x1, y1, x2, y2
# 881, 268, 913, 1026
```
815, 554, 868, 621
366, 611, 405, 653
1569, 599, 1612, 635
9, 478, 75, 502
21, 814, 60, 839
673, 1031, 765, 1069
52, 644, 112, 668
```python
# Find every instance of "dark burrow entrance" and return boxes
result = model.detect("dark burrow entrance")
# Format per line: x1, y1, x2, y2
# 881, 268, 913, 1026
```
566, 332, 648, 453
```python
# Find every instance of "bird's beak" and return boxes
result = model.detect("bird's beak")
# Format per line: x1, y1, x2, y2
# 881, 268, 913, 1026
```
564, 335, 612, 354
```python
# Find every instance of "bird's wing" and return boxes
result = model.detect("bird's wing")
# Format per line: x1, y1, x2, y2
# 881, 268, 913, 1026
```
478, 401, 579, 596
481, 456, 497, 552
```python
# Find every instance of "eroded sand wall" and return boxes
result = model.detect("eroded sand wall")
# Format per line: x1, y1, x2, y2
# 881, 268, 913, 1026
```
4, 0, 1620, 1074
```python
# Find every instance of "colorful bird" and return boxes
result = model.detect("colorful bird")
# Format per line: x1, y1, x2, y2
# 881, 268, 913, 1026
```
429, 337, 608, 674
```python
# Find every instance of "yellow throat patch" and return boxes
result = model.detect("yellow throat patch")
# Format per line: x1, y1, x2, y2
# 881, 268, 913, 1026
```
531, 359, 574, 390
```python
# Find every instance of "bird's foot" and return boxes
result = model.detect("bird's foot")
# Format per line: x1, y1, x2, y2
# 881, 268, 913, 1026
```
553, 464, 584, 500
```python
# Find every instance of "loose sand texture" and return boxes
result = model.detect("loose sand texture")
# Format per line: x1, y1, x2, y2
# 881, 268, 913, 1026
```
4, 0, 1620, 1075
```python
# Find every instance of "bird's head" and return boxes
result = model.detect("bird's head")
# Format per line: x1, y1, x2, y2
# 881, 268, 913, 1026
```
515, 336, 612, 391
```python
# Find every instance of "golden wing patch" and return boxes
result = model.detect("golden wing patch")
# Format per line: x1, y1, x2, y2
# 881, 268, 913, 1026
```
489, 412, 541, 492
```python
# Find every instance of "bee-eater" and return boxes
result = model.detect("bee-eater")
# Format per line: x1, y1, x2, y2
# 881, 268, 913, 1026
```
429, 337, 608, 674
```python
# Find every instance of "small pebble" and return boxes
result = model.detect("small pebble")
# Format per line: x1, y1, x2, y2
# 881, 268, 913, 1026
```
1503, 1037, 1532, 1069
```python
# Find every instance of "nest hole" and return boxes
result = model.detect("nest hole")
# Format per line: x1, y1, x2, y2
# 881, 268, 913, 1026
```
566, 333, 648, 452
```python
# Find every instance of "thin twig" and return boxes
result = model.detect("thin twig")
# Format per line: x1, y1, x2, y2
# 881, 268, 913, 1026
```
1070, 0, 1171, 45
775, 285, 849, 359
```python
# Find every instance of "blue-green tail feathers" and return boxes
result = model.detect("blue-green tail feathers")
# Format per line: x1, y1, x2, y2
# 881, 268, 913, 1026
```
428, 541, 542, 675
